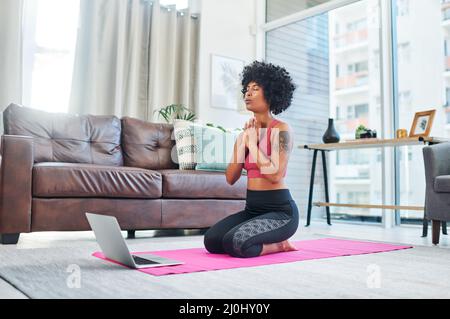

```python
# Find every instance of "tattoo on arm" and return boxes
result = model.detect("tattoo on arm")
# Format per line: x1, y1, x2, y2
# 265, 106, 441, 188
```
273, 131, 292, 155
279, 131, 292, 153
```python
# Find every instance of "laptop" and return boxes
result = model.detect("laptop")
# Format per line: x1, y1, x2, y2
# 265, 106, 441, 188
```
86, 213, 184, 269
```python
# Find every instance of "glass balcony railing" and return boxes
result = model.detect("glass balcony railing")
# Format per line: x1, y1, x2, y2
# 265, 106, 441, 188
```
335, 71, 369, 90
334, 28, 368, 48
445, 56, 450, 70
442, 5, 450, 20
336, 117, 369, 135
446, 109, 450, 124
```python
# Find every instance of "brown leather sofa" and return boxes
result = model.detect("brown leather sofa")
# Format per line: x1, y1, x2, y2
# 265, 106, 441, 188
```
0, 104, 247, 244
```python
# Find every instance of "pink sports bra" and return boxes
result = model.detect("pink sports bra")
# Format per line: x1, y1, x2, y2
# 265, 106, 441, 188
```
244, 118, 287, 179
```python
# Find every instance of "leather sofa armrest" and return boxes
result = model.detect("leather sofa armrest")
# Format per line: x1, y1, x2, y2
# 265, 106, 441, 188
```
423, 142, 450, 191
0, 135, 34, 233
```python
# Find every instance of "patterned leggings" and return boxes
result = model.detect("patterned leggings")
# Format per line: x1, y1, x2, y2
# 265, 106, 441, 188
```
204, 189, 299, 258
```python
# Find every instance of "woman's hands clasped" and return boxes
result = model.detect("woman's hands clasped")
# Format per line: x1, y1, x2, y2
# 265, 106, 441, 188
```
242, 117, 259, 149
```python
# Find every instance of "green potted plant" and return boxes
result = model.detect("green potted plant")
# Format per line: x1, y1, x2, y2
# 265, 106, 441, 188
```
153, 104, 196, 123
355, 124, 367, 139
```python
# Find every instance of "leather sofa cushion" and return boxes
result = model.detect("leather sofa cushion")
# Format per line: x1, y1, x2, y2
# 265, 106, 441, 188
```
159, 169, 246, 199
434, 175, 450, 193
33, 163, 162, 198
4, 103, 123, 166
121, 117, 179, 170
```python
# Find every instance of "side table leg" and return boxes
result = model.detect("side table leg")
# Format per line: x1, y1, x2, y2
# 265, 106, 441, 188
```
306, 150, 318, 227
422, 218, 428, 237
321, 150, 332, 226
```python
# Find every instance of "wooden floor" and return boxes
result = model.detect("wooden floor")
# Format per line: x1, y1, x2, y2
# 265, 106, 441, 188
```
0, 219, 448, 299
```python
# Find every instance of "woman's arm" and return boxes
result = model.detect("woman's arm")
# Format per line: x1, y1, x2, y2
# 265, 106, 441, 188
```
225, 132, 246, 185
246, 123, 293, 183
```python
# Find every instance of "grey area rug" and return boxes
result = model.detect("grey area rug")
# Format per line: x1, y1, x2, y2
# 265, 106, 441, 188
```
1, 235, 450, 299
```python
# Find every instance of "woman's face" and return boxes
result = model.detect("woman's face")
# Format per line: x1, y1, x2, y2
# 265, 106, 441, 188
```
244, 81, 269, 113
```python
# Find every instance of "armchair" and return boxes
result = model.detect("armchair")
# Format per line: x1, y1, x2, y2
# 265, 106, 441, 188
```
423, 142, 450, 244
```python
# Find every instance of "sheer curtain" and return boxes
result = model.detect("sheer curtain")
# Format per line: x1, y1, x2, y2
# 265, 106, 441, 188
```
69, 0, 199, 122
0, 0, 24, 133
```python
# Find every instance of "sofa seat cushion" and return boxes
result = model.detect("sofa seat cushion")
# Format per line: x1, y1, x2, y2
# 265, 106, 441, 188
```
158, 169, 246, 199
33, 163, 162, 198
434, 175, 450, 193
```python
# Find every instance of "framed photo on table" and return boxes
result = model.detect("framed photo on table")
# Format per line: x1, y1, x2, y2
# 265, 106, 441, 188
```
409, 109, 436, 138
210, 54, 247, 113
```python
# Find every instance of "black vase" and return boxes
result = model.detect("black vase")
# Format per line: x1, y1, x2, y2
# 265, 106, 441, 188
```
322, 118, 340, 144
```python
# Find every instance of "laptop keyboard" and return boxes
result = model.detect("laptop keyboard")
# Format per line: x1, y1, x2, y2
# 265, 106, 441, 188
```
132, 255, 159, 265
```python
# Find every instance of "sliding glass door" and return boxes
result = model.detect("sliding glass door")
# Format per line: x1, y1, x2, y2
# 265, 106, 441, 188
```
265, 0, 383, 223
265, 0, 448, 227
392, 0, 447, 225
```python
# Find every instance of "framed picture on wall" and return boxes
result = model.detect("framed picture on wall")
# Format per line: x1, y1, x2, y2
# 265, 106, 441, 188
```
210, 54, 246, 112
409, 109, 436, 137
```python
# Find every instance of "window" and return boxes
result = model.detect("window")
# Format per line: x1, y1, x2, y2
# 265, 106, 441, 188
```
355, 104, 369, 118
444, 9, 450, 21
446, 110, 450, 124
347, 105, 354, 119
266, 0, 332, 22
376, 149, 382, 162
397, 42, 411, 62
22, 0, 80, 113
375, 96, 381, 105
333, 190, 374, 221
354, 61, 369, 73
347, 64, 354, 74
446, 87, 450, 111
445, 39, 450, 57
266, 0, 382, 224
393, 0, 445, 224
446, 87, 450, 106
346, 61, 368, 75
444, 39, 450, 72
397, 0, 410, 16
372, 49, 381, 69
346, 18, 367, 32
335, 150, 370, 166
336, 105, 341, 120
160, 0, 188, 9
20, 0, 190, 114
343, 104, 369, 120
443, 0, 450, 20
398, 91, 412, 107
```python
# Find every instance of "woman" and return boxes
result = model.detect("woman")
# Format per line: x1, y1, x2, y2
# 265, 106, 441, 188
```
203, 60, 299, 258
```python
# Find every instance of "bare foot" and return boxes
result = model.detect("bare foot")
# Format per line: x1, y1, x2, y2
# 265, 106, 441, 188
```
260, 240, 298, 256
280, 240, 298, 252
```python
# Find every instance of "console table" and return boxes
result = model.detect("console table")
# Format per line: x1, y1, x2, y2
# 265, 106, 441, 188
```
300, 136, 449, 236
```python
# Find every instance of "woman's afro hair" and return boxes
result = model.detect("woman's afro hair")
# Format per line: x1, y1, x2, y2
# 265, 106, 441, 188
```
240, 60, 296, 115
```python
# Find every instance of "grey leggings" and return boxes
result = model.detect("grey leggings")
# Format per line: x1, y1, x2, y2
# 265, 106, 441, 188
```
203, 189, 299, 258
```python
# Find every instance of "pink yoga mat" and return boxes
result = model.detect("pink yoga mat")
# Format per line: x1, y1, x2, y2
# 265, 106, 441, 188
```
92, 238, 412, 276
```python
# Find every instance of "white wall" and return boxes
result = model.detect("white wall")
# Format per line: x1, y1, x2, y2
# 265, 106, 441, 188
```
195, 0, 257, 129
